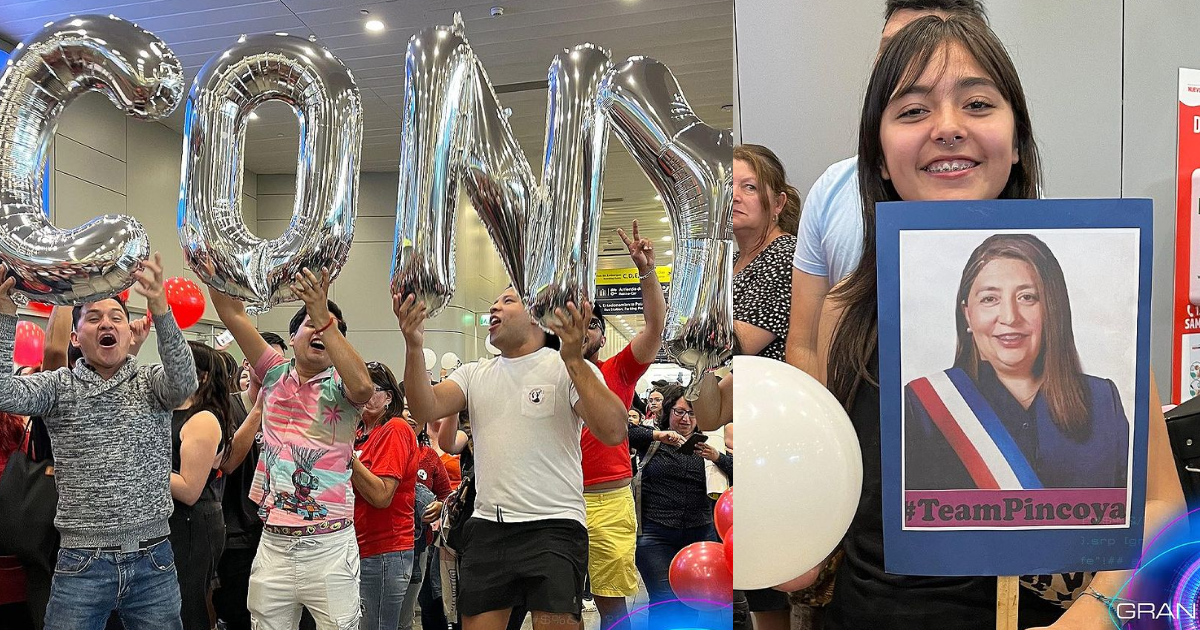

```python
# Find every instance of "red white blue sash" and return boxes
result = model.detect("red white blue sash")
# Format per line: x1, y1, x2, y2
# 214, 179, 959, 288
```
908, 368, 1043, 490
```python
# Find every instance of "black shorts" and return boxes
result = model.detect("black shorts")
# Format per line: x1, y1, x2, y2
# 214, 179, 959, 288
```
743, 587, 791, 611
458, 517, 588, 618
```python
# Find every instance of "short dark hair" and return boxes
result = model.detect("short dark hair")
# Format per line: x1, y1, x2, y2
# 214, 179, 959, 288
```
590, 303, 608, 337
885, 0, 987, 22
261, 331, 287, 353
71, 295, 130, 331
288, 300, 347, 338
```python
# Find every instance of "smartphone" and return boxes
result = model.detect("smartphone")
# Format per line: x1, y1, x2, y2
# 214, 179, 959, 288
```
677, 432, 709, 455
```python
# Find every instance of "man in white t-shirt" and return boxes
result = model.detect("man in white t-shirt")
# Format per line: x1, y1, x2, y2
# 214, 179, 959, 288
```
393, 287, 628, 630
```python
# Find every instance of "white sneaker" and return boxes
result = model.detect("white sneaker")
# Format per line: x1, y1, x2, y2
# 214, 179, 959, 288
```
583, 597, 598, 612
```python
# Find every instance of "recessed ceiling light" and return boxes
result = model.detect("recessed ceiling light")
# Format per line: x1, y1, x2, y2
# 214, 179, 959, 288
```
661, 236, 672, 242
365, 19, 385, 32
665, 249, 674, 256
658, 217, 669, 223
248, 112, 259, 120
721, 104, 734, 111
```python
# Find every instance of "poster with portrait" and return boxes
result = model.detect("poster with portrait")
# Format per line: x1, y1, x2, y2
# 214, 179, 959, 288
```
877, 198, 1152, 576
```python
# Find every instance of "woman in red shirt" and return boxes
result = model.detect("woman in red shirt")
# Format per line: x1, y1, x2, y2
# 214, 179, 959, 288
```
351, 362, 419, 630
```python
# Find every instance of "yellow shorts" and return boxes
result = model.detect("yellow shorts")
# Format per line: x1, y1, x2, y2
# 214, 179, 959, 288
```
584, 486, 639, 597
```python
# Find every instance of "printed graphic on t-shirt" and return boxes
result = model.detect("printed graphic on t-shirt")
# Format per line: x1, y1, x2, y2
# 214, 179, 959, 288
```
529, 388, 544, 404
273, 446, 331, 520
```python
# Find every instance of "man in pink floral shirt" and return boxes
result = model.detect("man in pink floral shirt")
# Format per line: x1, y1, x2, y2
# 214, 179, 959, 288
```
210, 269, 373, 630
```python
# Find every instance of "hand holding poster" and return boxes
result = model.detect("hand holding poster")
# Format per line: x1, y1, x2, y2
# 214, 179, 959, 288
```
877, 198, 1151, 577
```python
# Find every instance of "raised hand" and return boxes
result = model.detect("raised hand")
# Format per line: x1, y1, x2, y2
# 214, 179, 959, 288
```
130, 315, 152, 346
617, 219, 656, 274
133, 252, 169, 315
546, 300, 591, 362
292, 268, 332, 327
0, 265, 16, 316
392, 293, 428, 347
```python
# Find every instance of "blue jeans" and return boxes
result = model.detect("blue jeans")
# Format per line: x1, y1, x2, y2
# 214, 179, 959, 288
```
359, 549, 414, 630
635, 520, 728, 630
398, 549, 427, 630
43, 539, 183, 630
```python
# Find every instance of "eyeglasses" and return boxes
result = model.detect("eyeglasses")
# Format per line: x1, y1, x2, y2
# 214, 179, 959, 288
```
373, 386, 387, 393
670, 407, 696, 419
367, 361, 383, 369
587, 319, 603, 331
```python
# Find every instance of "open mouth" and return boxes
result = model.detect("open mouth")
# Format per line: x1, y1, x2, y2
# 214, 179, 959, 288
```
922, 159, 978, 174
310, 339, 326, 351
994, 333, 1028, 348
488, 315, 501, 332
98, 332, 118, 348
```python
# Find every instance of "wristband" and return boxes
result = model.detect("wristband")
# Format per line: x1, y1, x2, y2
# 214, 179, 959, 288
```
638, 268, 656, 280
314, 318, 336, 335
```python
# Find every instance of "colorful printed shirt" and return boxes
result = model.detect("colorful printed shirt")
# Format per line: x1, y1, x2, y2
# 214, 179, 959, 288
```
248, 351, 365, 534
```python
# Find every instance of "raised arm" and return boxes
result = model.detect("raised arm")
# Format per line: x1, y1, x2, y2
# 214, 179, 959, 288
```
619, 221, 666, 364
550, 300, 626, 447
42, 305, 72, 371
136, 253, 198, 409
208, 284, 271, 370
222, 393, 262, 473
393, 293, 467, 423
0, 268, 58, 416
291, 268, 372, 404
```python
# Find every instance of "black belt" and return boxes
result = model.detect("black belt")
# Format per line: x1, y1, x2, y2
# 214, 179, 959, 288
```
85, 535, 169, 552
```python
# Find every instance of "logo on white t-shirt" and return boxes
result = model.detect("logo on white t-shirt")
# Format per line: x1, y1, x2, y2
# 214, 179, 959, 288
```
529, 388, 544, 404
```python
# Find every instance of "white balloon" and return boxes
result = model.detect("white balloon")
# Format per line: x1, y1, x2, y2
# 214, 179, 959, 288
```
423, 348, 437, 371
484, 335, 500, 356
733, 355, 862, 590
441, 352, 461, 370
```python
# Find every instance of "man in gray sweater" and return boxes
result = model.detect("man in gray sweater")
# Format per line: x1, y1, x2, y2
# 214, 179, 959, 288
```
0, 252, 199, 630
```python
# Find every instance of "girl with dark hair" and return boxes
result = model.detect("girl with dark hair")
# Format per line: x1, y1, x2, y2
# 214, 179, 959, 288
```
630, 385, 732, 629
351, 361, 419, 630
810, 13, 1185, 630
733, 144, 800, 361
170, 341, 235, 630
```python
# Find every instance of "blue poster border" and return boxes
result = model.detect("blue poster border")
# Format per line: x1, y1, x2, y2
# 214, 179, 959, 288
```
876, 198, 1152, 576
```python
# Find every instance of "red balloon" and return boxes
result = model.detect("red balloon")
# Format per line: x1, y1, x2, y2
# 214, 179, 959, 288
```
724, 529, 733, 576
14, 320, 45, 367
669, 541, 732, 610
26, 301, 53, 315
163, 277, 205, 329
714, 488, 732, 540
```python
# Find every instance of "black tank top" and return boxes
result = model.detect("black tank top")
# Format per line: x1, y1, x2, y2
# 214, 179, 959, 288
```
171, 408, 223, 510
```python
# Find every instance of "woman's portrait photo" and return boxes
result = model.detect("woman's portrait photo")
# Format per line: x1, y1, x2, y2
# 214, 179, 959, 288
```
900, 231, 1138, 498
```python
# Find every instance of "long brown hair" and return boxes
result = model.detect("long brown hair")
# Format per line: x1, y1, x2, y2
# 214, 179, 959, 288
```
827, 14, 1043, 410
954, 234, 1089, 436
187, 341, 234, 464
733, 144, 801, 251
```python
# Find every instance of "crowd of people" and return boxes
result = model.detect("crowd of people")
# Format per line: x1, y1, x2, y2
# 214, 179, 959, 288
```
0, 220, 734, 630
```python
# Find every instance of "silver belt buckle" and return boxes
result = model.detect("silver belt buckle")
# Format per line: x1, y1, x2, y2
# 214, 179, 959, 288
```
121, 540, 137, 553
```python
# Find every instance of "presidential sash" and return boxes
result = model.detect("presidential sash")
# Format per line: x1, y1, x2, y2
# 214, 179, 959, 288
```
908, 368, 1044, 490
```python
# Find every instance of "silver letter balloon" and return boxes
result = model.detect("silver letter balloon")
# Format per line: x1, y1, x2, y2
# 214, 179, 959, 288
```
391, 16, 612, 323
599, 57, 735, 390
0, 15, 182, 304
391, 16, 537, 317
178, 33, 363, 312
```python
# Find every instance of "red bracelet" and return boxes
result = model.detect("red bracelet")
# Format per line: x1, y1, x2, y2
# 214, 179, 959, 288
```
314, 318, 336, 334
